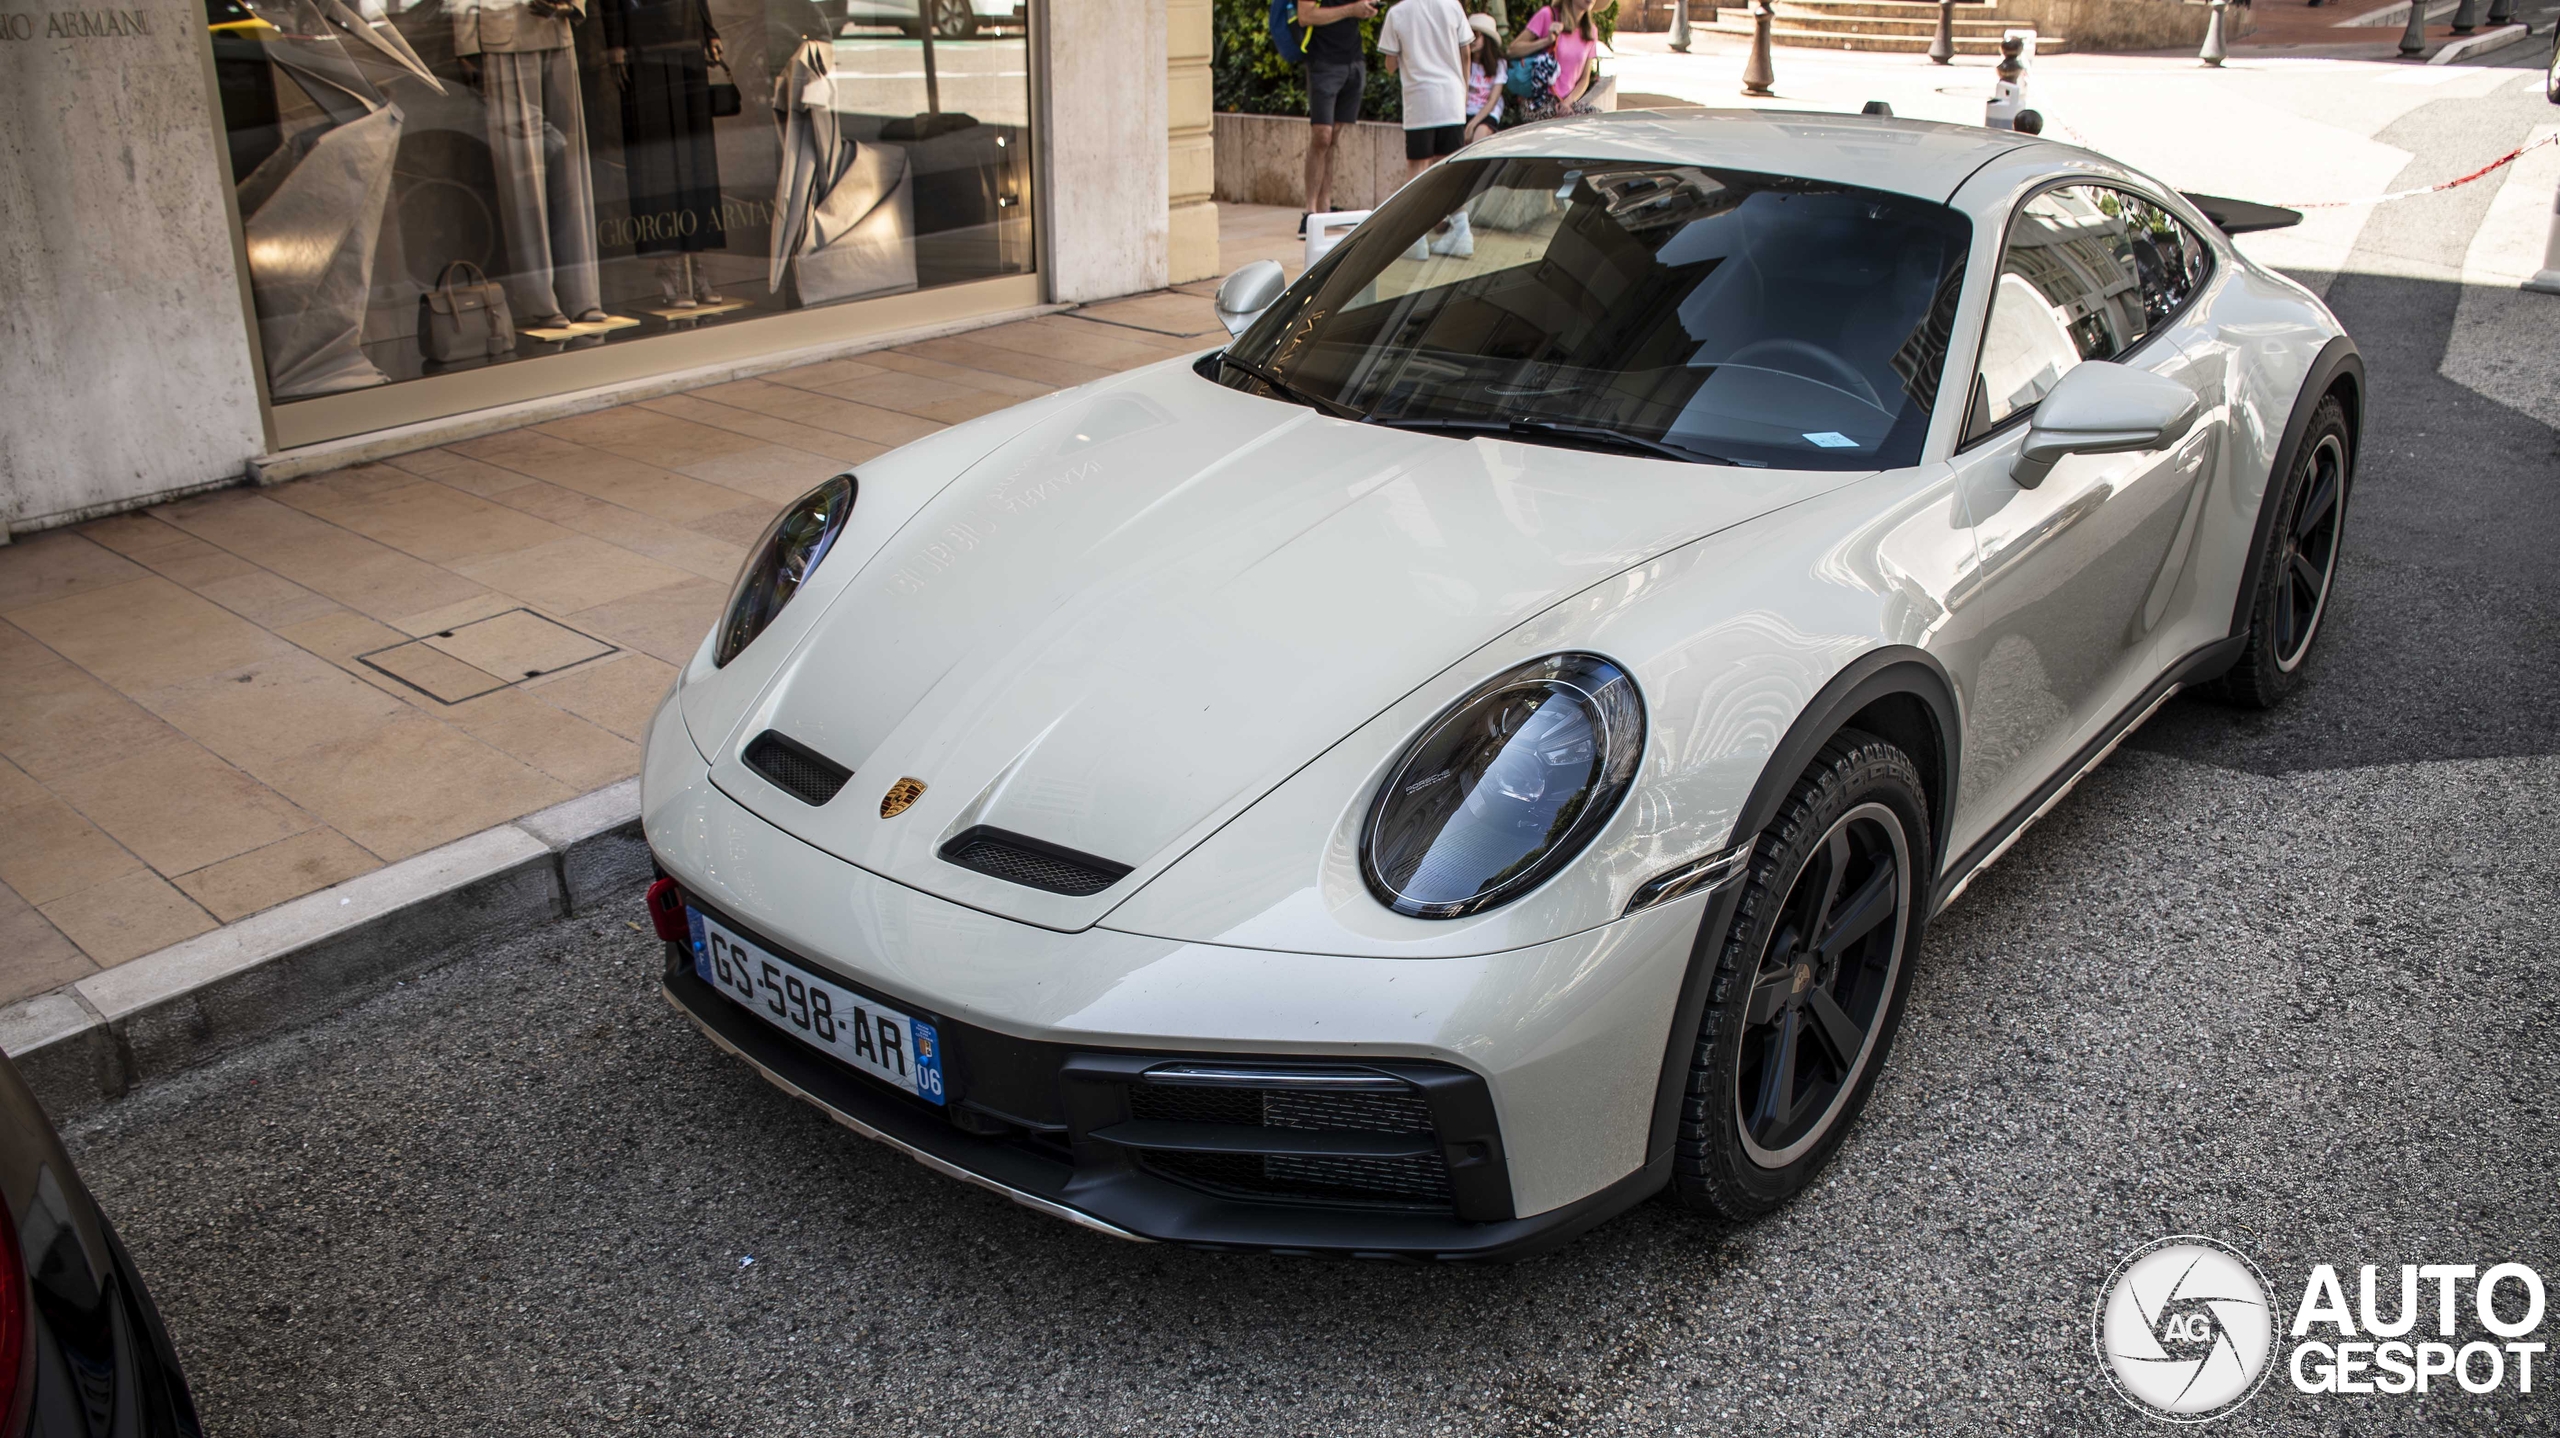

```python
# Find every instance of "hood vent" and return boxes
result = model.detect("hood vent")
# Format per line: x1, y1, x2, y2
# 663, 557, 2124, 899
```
938, 826, 1132, 896
742, 731, 853, 806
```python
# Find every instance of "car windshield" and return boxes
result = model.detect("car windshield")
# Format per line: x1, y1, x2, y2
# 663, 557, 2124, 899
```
1217, 156, 1972, 470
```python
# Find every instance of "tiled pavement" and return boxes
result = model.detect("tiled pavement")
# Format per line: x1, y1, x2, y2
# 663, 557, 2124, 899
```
0, 204, 1306, 1006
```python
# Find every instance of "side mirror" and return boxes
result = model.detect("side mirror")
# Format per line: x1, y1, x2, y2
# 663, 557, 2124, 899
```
1213, 259, 1287, 338
2012, 361, 2203, 490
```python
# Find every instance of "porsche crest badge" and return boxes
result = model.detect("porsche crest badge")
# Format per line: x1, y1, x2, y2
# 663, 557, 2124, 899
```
879, 778, 927, 819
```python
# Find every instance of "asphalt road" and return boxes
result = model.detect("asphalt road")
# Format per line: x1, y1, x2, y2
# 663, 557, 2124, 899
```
59, 54, 2560, 1438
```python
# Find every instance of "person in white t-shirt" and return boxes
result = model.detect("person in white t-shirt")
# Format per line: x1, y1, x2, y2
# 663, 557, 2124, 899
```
1377, 0, 1473, 182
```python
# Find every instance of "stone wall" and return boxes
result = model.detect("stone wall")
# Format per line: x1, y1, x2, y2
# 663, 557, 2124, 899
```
1214, 79, 1618, 210
0, 0, 270, 534
2005, 0, 2250, 49
1214, 116, 1413, 211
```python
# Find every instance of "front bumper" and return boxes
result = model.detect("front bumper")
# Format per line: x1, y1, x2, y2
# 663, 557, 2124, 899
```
663, 910, 1670, 1258
645, 702, 1710, 1256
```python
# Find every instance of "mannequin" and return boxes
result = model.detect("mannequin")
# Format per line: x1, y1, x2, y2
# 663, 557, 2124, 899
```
454, 0, 605, 326
599, 0, 726, 308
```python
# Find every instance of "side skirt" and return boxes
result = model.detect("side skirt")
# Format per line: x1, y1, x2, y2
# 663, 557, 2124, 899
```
1930, 634, 2246, 916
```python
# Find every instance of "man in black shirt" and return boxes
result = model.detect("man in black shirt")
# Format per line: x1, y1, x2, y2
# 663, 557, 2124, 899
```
1297, 0, 1376, 232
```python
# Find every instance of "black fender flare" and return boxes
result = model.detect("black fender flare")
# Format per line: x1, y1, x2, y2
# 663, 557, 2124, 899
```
2222, 335, 2364, 648
1639, 645, 1962, 1169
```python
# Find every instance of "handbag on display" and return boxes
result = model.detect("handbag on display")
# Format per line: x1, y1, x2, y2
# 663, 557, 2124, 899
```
418, 260, 516, 362
707, 59, 742, 117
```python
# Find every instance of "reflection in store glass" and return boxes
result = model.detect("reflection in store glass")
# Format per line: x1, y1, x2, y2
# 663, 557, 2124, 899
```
203, 0, 1034, 397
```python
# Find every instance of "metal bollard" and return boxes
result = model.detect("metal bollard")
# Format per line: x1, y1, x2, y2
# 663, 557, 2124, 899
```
2397, 0, 2429, 55
1985, 31, 2030, 125
2200, 0, 2228, 63
1671, 0, 1691, 51
2191, 0, 2232, 62
2450, 0, 2480, 33
1928, 0, 1956, 63
1742, 0, 1776, 96
2486, 0, 2512, 24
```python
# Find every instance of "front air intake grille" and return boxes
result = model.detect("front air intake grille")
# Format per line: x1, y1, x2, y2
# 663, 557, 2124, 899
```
938, 826, 1131, 896
1127, 1084, 1454, 1210
743, 731, 852, 806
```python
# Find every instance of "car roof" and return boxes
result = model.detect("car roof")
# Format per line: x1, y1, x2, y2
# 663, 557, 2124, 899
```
1461, 108, 2044, 206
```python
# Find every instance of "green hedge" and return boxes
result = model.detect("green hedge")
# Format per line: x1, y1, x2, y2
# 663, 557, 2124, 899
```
1213, 0, 1617, 121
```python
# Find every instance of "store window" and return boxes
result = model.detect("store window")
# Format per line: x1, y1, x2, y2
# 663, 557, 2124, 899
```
207, 0, 1033, 402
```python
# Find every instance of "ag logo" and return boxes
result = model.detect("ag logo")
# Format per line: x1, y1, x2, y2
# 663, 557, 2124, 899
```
2096, 1236, 2275, 1422
879, 777, 927, 819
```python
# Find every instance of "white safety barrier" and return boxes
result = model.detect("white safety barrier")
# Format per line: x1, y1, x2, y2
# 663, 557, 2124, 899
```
2526, 178, 2560, 294
1305, 209, 1374, 271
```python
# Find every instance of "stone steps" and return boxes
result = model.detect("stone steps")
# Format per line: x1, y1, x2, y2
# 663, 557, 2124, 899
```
1703, 9, 2069, 52
1768, 0, 2000, 16
1772, 9, 2045, 35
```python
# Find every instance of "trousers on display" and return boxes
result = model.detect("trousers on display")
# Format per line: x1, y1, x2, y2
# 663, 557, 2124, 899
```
480, 46, 600, 321
621, 47, 725, 254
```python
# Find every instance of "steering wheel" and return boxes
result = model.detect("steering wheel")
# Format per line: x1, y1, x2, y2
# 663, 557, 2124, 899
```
1720, 338, 1886, 411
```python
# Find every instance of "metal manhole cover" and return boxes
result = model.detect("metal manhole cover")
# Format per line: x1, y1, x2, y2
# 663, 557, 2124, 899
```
359, 609, 617, 704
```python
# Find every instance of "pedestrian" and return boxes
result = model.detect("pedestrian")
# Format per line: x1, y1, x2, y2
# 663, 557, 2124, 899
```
1462, 11, 1506, 142
1378, 0, 1474, 183
1505, 0, 1602, 123
1296, 0, 1378, 235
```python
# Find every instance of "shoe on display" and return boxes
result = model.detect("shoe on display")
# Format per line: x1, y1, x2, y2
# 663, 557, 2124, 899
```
572, 308, 610, 324
1431, 212, 1475, 259
657, 259, 696, 309
1405, 236, 1431, 261
530, 313, 571, 329
1297, 211, 1310, 236
692, 277, 726, 306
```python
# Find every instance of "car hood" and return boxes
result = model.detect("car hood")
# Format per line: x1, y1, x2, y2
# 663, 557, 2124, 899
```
703, 360, 1870, 931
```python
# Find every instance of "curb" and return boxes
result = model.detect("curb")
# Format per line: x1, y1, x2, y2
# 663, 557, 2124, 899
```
2428, 21, 2531, 62
0, 778, 650, 1119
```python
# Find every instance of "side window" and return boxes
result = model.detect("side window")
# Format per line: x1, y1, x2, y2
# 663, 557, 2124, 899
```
1967, 184, 2147, 439
2115, 190, 2214, 327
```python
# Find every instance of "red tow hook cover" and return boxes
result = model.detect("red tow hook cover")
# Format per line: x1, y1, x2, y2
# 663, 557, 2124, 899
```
645, 877, 690, 943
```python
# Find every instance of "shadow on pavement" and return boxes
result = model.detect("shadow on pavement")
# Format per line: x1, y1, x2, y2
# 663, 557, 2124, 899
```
2134, 268, 2560, 776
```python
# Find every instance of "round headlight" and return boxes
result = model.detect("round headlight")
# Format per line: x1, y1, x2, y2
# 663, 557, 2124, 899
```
713, 473, 855, 667
1361, 653, 1645, 920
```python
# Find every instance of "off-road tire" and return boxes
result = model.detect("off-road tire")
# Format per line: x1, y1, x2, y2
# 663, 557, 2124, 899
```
1670, 730, 1933, 1222
2219, 395, 2352, 709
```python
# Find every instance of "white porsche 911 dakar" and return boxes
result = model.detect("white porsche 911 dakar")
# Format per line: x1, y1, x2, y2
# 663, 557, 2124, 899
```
639, 109, 2361, 1257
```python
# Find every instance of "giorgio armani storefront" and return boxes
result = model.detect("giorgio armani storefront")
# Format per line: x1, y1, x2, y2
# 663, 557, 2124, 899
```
0, 0, 1188, 531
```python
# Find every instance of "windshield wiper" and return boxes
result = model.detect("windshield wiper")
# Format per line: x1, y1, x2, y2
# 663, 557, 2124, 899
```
1213, 352, 1371, 423
1372, 416, 1739, 466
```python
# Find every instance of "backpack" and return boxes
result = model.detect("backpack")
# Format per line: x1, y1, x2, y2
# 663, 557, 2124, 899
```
1269, 0, 1309, 63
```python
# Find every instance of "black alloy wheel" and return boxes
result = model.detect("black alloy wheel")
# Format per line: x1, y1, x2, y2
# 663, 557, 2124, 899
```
2220, 393, 2352, 708
2272, 431, 2345, 671
1734, 801, 1910, 1166
1672, 731, 1931, 1220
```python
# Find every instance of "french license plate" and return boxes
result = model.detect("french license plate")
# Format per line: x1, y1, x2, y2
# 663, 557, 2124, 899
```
689, 908, 945, 1105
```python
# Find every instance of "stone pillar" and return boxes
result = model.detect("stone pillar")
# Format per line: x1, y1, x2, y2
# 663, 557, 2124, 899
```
0, 0, 268, 533
1042, 0, 1171, 302
1166, 0, 1219, 283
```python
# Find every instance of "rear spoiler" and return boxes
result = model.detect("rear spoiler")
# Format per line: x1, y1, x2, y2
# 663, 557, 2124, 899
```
2181, 193, 2305, 235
